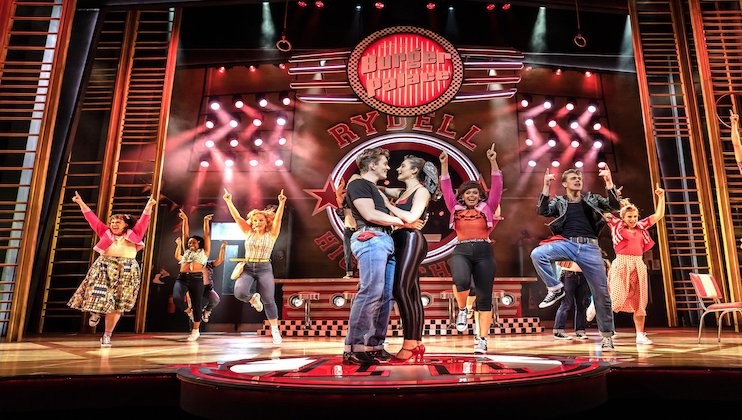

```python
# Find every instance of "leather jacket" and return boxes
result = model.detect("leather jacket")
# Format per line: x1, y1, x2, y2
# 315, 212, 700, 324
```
537, 186, 622, 236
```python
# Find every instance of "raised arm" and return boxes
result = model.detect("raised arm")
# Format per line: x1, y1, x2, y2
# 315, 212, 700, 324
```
74, 190, 109, 237
203, 213, 213, 255
213, 242, 227, 267
731, 111, 742, 173
485, 143, 503, 209
174, 237, 183, 262
439, 151, 457, 212
537, 169, 557, 216
130, 196, 157, 239
223, 188, 251, 233
270, 189, 287, 237
178, 209, 189, 254
598, 164, 621, 210
649, 183, 666, 225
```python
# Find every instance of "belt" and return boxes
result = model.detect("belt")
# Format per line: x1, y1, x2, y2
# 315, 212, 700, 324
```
246, 259, 270, 263
458, 239, 489, 244
568, 237, 598, 245
358, 226, 391, 234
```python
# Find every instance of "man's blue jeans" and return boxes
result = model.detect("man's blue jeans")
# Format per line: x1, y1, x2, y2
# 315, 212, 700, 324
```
531, 240, 615, 336
345, 230, 395, 352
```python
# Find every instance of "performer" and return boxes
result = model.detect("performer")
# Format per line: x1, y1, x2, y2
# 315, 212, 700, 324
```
606, 184, 666, 345
551, 261, 590, 340
68, 191, 157, 347
173, 210, 212, 342
342, 147, 419, 365
223, 188, 286, 344
531, 166, 621, 350
439, 144, 503, 354
335, 177, 357, 278
381, 155, 441, 362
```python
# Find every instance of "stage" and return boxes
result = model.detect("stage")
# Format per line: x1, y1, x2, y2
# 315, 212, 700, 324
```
2, 328, 741, 418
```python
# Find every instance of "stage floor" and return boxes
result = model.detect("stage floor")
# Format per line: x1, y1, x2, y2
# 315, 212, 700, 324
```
2, 328, 742, 418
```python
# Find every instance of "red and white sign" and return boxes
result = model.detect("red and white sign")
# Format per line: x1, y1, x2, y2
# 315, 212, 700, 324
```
348, 26, 463, 116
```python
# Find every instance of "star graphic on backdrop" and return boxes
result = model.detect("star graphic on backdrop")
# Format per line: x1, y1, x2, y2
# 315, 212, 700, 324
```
304, 176, 340, 216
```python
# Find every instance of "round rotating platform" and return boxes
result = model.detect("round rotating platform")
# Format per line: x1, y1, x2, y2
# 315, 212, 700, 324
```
177, 353, 610, 418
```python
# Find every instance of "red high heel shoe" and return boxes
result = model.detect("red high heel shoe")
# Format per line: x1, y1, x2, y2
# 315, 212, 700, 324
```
389, 344, 426, 364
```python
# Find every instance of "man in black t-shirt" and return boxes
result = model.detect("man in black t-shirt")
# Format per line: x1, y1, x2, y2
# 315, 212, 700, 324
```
531, 167, 621, 350
342, 147, 409, 365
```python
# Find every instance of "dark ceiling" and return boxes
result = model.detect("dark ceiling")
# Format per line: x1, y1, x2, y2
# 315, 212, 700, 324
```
80, 0, 635, 72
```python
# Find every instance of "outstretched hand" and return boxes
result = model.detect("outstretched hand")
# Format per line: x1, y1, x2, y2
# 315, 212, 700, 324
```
654, 182, 665, 197
178, 209, 188, 220
543, 168, 555, 187
146, 196, 157, 209
598, 164, 613, 185
223, 188, 232, 202
439, 151, 448, 166
486, 143, 497, 162
731, 110, 739, 126
72, 190, 83, 205
278, 189, 287, 203
204, 213, 214, 222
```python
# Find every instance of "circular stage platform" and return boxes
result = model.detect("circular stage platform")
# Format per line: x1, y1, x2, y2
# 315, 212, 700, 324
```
178, 353, 610, 417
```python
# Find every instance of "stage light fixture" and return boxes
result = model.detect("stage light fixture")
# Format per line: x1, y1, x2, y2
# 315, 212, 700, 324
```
331, 294, 347, 308
591, 117, 602, 130
254, 138, 263, 147
574, 160, 584, 168
232, 95, 244, 109
229, 114, 241, 128
252, 116, 263, 127
543, 96, 554, 109
297, 1, 307, 7
500, 294, 515, 306
547, 138, 557, 148
420, 293, 433, 308
570, 138, 580, 148
426, 2, 436, 10
315, 1, 325, 8
355, 4, 361, 11
520, 94, 532, 108
200, 160, 210, 168
546, 114, 557, 128
217, 66, 226, 74
276, 113, 287, 126
585, 70, 593, 77
278, 137, 287, 146
256, 94, 268, 108
524, 138, 533, 147
204, 139, 215, 148
551, 160, 560, 168
208, 97, 221, 111
568, 114, 579, 129
375, 2, 384, 9
279, 91, 291, 106
275, 159, 284, 167
592, 138, 603, 149
249, 159, 259, 167
205, 114, 216, 129
448, 5, 454, 11
587, 101, 598, 113
555, 68, 562, 76
527, 160, 537, 167
225, 158, 235, 168
249, 65, 257, 72
289, 295, 304, 308
502, 3, 511, 10
565, 97, 576, 111
597, 153, 607, 168
525, 118, 534, 126
278, 63, 287, 70
229, 139, 239, 148
486, 3, 496, 11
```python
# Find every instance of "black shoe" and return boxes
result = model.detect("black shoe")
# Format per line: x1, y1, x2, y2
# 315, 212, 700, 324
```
370, 349, 394, 362
342, 351, 380, 365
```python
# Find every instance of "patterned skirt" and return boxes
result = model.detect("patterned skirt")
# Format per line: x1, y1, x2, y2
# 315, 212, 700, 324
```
67, 255, 141, 313
608, 254, 648, 315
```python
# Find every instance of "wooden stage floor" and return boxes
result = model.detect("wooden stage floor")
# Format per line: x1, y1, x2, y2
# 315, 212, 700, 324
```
2, 327, 742, 418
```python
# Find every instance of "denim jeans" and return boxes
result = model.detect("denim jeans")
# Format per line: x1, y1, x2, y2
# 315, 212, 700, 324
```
344, 230, 395, 352
531, 240, 614, 335
553, 271, 590, 334
234, 262, 278, 320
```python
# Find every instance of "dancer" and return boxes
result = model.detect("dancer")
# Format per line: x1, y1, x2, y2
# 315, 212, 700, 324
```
68, 191, 157, 347
342, 147, 420, 365
381, 155, 441, 362
552, 261, 590, 340
606, 184, 666, 345
335, 177, 357, 278
730, 110, 741, 175
439, 144, 503, 354
223, 188, 286, 344
180, 213, 227, 323
531, 166, 622, 350
173, 210, 212, 341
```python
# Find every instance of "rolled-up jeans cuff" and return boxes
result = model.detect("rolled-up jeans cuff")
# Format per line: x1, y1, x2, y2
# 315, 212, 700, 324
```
547, 283, 563, 292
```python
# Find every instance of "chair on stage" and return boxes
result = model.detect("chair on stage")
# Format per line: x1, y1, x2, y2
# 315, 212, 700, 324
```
689, 273, 742, 343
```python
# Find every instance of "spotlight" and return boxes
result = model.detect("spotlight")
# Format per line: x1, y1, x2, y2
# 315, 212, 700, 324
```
230, 139, 239, 148
568, 114, 579, 129
597, 153, 607, 168
592, 138, 603, 149
374, 2, 384, 9
225, 158, 234, 167
204, 139, 215, 148
551, 160, 560, 168
502, 3, 511, 10
256, 94, 268, 108
289, 295, 304, 308
543, 96, 554, 109
575, 160, 584, 168
217, 66, 226, 74
229, 114, 241, 128
426, 2, 436, 10
565, 97, 576, 111
587, 101, 598, 113
555, 68, 562, 76
205, 114, 216, 129
355, 4, 361, 11
199, 157, 210, 168
208, 97, 221, 110
524, 138, 533, 146
448, 5, 454, 11
591, 117, 602, 131
571, 139, 580, 148
585, 70, 592, 77
278, 63, 287, 70
254, 138, 263, 147
279, 91, 291, 106
252, 116, 263, 127
315, 1, 324, 7
547, 114, 557, 128
525, 118, 534, 126
276, 113, 287, 126
331, 294, 347, 308
547, 138, 557, 148
486, 3, 496, 11
500, 294, 515, 306
420, 293, 433, 307
297, 1, 307, 7
232, 95, 244, 108
527, 160, 537, 167
278, 137, 287, 145
520, 94, 532, 108
275, 159, 284, 167
249, 159, 259, 167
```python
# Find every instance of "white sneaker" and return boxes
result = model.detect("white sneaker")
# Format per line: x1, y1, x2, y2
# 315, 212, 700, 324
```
202, 309, 211, 323
586, 301, 596, 322
250, 293, 264, 312
635, 332, 653, 345
455, 308, 468, 332
474, 337, 488, 354
88, 313, 101, 327
187, 329, 200, 342
271, 327, 283, 344
601, 336, 614, 351
575, 331, 589, 340
538, 289, 565, 308
100, 335, 112, 348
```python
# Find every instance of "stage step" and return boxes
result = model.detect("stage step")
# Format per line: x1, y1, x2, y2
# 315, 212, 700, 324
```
257, 318, 543, 336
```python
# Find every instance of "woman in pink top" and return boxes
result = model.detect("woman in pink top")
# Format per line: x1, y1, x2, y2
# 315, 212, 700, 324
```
67, 191, 157, 347
606, 184, 665, 345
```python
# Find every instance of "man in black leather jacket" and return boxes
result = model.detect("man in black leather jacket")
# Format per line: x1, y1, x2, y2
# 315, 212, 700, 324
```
531, 166, 621, 350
